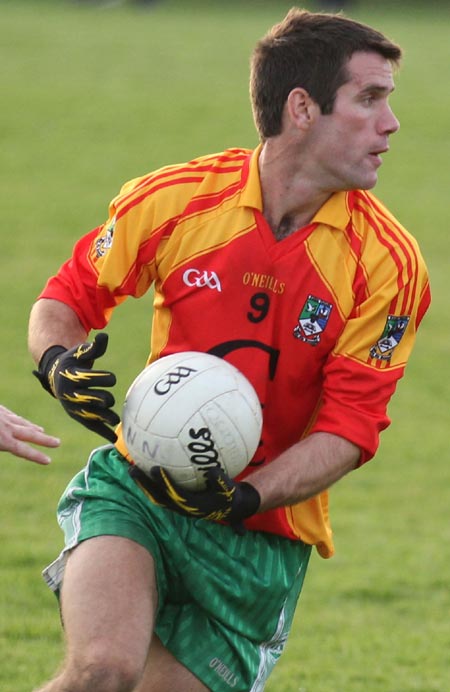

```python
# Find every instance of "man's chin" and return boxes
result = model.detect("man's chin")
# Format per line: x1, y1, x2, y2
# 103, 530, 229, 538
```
353, 172, 379, 191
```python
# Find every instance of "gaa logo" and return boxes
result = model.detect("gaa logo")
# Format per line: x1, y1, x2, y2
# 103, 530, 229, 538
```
154, 367, 197, 395
183, 268, 222, 292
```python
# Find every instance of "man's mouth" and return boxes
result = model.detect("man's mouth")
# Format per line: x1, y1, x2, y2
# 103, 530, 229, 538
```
368, 148, 388, 166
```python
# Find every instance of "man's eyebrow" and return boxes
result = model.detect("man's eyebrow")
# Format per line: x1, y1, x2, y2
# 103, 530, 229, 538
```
359, 84, 395, 96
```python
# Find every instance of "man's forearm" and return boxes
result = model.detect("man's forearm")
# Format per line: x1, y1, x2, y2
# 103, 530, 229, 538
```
247, 432, 360, 512
28, 298, 88, 364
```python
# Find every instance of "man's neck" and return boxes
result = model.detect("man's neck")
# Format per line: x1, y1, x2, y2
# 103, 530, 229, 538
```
258, 139, 331, 240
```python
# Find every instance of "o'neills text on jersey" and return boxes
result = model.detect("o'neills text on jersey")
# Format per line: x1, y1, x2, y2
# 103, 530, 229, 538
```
242, 272, 285, 294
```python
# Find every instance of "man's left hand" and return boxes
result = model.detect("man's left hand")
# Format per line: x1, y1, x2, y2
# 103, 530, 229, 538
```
129, 464, 260, 534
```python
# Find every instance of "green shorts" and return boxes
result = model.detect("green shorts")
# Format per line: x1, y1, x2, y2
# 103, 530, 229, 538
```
44, 445, 311, 692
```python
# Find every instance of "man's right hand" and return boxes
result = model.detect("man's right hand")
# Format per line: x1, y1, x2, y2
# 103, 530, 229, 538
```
33, 332, 120, 443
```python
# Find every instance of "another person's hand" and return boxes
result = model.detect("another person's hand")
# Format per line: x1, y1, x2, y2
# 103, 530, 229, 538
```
129, 464, 261, 534
0, 405, 60, 464
34, 332, 120, 443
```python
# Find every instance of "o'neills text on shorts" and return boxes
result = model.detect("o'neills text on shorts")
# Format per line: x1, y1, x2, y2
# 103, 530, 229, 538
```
209, 657, 238, 687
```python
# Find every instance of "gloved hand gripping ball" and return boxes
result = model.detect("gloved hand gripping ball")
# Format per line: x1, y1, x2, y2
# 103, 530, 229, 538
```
34, 332, 120, 443
130, 464, 261, 534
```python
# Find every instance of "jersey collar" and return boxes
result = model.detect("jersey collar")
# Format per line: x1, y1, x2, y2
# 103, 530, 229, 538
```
239, 145, 351, 232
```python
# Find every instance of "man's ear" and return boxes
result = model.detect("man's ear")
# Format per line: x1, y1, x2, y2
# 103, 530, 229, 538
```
286, 88, 319, 131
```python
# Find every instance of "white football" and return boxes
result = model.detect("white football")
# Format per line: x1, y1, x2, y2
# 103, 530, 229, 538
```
122, 351, 262, 491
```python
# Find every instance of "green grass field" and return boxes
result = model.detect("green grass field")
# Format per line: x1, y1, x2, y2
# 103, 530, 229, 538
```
1, 1, 449, 690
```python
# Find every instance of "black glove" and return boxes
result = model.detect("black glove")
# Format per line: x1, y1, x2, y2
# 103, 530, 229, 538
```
33, 332, 120, 443
129, 464, 261, 534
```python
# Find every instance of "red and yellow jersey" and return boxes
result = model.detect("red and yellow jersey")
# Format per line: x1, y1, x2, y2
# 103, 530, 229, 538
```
39, 147, 431, 557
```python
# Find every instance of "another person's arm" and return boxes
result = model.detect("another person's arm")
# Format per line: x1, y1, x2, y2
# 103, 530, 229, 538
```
0, 405, 60, 464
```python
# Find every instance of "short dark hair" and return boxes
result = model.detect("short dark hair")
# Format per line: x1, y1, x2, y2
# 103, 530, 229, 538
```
250, 8, 402, 140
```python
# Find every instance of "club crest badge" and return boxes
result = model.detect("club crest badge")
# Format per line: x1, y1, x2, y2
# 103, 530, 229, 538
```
370, 315, 410, 361
293, 295, 333, 345
95, 217, 116, 258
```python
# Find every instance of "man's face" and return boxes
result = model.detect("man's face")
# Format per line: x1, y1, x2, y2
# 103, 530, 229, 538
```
311, 51, 400, 192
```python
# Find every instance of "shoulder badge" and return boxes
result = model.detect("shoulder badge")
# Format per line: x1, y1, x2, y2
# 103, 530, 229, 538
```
95, 217, 116, 258
370, 315, 410, 361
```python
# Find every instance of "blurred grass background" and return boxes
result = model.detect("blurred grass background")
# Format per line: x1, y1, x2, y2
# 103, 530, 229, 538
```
1, 1, 449, 690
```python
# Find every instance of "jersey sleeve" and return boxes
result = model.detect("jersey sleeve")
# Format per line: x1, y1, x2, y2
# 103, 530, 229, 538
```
37, 165, 198, 331
310, 194, 431, 464
37, 153, 240, 331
